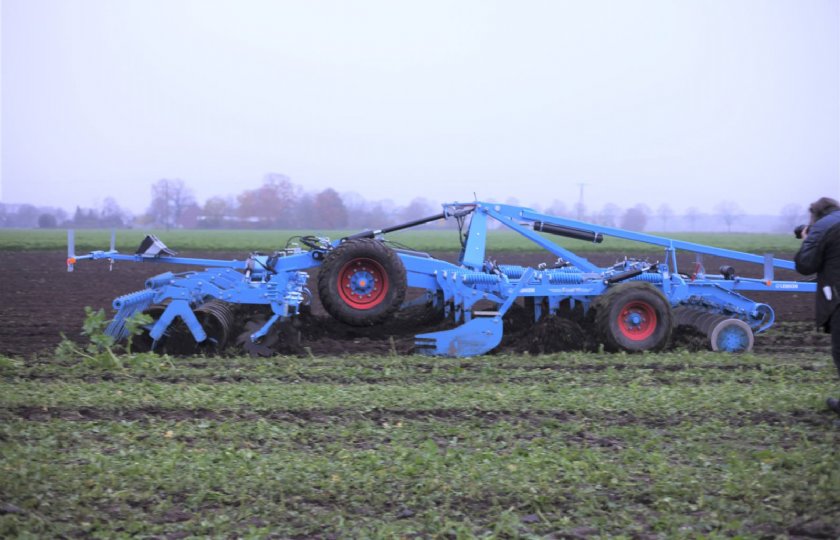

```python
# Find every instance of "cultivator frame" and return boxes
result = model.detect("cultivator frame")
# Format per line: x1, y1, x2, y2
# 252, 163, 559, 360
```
68, 201, 816, 357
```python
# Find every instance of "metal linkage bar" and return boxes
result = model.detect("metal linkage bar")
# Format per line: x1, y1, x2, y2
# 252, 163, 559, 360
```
513, 207, 798, 271
472, 204, 602, 273
342, 212, 447, 241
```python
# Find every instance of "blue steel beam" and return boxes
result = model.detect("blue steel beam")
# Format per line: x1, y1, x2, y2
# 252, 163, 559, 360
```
513, 207, 799, 271
481, 205, 601, 273
74, 251, 250, 270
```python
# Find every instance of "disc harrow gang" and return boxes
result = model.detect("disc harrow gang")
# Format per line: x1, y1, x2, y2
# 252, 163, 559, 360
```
673, 306, 755, 352
68, 201, 815, 357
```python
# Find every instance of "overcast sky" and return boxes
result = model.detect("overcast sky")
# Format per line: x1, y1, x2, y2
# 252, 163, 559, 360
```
2, 0, 838, 216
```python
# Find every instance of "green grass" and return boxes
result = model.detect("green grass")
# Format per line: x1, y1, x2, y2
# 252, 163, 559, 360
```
2, 351, 838, 538
0, 228, 803, 253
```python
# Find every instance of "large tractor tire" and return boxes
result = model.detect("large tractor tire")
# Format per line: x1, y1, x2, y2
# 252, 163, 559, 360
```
591, 281, 673, 352
317, 239, 407, 326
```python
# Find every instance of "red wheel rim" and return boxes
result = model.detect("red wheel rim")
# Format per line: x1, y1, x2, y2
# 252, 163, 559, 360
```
617, 301, 657, 341
337, 257, 389, 310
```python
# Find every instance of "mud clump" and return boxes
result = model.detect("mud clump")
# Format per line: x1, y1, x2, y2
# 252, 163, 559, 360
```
669, 324, 711, 352
506, 315, 590, 355
239, 303, 453, 357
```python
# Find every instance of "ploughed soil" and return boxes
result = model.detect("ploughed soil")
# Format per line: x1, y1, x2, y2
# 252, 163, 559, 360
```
0, 250, 821, 358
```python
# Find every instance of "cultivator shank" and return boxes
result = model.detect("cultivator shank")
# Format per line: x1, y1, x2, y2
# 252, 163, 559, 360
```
69, 202, 816, 357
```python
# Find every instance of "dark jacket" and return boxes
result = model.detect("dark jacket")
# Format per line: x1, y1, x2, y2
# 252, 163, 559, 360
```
795, 210, 840, 331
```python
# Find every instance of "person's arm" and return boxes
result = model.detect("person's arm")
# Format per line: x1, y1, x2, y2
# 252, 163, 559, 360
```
795, 224, 824, 275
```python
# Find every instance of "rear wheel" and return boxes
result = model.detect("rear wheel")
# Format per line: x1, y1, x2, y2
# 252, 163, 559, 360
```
318, 239, 407, 326
592, 282, 672, 352
709, 318, 754, 352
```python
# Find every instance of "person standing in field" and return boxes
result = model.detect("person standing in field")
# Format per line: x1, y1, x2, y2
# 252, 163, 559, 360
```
794, 196, 840, 420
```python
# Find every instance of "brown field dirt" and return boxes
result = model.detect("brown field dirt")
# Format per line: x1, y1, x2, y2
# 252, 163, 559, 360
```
0, 249, 825, 358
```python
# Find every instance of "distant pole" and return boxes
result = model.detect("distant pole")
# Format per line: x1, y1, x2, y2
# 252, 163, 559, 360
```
576, 182, 587, 220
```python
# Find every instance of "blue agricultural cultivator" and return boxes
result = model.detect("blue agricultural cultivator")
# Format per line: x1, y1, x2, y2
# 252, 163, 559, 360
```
67, 202, 816, 357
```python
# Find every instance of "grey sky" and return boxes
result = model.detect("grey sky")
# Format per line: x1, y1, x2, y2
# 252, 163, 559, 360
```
2, 0, 838, 216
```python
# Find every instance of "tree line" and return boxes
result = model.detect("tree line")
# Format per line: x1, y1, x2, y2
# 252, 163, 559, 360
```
0, 173, 809, 233
138, 175, 444, 231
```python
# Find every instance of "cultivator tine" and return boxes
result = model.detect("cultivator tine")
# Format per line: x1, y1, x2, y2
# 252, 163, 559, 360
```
164, 301, 235, 355
415, 267, 531, 356
150, 301, 207, 344
249, 313, 281, 342
415, 317, 503, 357
106, 289, 156, 341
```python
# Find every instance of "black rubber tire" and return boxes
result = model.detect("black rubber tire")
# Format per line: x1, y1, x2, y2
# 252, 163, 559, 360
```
591, 281, 672, 352
317, 239, 407, 326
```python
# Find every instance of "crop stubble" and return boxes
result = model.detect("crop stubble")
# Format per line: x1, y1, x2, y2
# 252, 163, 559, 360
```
2, 352, 839, 537
2, 249, 838, 537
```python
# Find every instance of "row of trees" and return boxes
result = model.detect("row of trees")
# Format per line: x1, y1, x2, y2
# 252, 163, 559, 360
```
140, 175, 463, 231
2, 173, 809, 232
142, 175, 806, 233
0, 198, 130, 229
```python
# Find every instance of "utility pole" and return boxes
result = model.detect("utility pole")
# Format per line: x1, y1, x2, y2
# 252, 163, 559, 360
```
576, 182, 587, 221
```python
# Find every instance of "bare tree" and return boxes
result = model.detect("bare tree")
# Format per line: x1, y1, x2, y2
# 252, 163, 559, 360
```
399, 197, 437, 223
290, 193, 316, 228
545, 199, 569, 217
780, 203, 804, 232
596, 203, 622, 227
715, 201, 743, 233
148, 179, 195, 229
657, 204, 674, 232
340, 191, 370, 229
313, 188, 349, 229
201, 196, 233, 228
685, 206, 701, 231
635, 203, 652, 218
38, 213, 58, 228
620, 204, 649, 232
72, 206, 99, 228
574, 201, 586, 221
236, 174, 299, 228
100, 197, 129, 228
